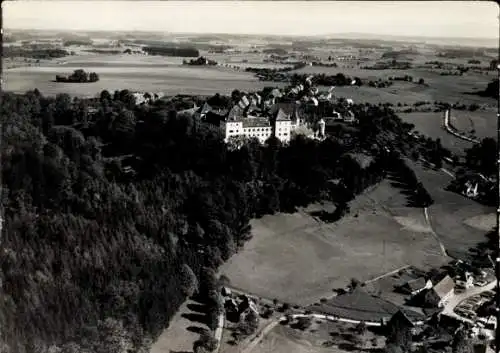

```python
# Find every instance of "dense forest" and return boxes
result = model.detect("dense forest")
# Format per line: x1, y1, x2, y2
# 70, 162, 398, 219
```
1, 86, 436, 352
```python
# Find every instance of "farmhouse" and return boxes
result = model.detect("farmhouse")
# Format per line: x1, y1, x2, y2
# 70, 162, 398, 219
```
424, 275, 455, 308
225, 298, 238, 314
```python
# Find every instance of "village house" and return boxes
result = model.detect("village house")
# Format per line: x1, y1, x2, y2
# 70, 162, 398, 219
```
236, 295, 259, 323
132, 91, 164, 105
385, 310, 416, 336
397, 277, 433, 296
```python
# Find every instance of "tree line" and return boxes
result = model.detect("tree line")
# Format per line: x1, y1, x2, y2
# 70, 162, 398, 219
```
55, 69, 100, 83
142, 46, 200, 57
3, 47, 70, 59
63, 39, 93, 47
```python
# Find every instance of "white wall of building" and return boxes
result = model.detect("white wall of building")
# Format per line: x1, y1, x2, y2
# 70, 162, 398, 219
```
243, 126, 273, 143
222, 121, 244, 142
222, 117, 293, 144
276, 120, 292, 143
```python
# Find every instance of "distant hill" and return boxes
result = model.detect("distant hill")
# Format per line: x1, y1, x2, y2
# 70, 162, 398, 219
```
5, 28, 498, 48
323, 32, 498, 48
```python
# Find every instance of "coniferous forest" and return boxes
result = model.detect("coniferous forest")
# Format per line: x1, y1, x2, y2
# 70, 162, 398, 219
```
1, 88, 426, 352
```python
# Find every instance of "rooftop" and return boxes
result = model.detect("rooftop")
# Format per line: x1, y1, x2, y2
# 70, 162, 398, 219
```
388, 310, 415, 328
433, 275, 455, 299
242, 117, 271, 128
275, 108, 291, 121
404, 277, 428, 292
270, 102, 300, 122
307, 288, 424, 323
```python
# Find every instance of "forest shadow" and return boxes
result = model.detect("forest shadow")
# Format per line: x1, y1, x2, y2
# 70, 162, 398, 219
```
181, 313, 207, 325
187, 303, 207, 313
386, 172, 420, 207
186, 325, 209, 335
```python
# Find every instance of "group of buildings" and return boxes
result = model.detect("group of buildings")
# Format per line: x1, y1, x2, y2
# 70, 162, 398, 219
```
195, 98, 301, 144
194, 84, 356, 145
132, 91, 165, 105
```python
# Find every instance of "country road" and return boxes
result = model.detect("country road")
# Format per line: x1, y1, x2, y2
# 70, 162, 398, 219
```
240, 312, 385, 353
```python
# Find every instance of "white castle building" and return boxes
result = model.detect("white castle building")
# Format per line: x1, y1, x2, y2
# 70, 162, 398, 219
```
197, 97, 302, 145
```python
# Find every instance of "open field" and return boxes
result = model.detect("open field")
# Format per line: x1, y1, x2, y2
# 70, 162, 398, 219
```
248, 325, 333, 353
295, 65, 495, 106
449, 109, 497, 140
363, 266, 427, 309
410, 161, 495, 259
398, 111, 474, 155
220, 180, 446, 306
3, 54, 284, 97
308, 287, 424, 323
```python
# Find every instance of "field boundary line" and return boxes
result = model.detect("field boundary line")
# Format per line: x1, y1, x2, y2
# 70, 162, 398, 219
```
443, 109, 480, 144
363, 264, 411, 285
423, 207, 448, 257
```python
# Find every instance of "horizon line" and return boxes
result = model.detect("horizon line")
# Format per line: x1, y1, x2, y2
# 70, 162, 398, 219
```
5, 28, 499, 42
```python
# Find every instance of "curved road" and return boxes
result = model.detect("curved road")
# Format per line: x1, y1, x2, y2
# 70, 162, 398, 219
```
238, 280, 496, 353
443, 109, 480, 144
240, 313, 383, 353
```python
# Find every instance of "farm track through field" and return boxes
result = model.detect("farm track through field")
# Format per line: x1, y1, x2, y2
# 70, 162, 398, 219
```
423, 207, 449, 257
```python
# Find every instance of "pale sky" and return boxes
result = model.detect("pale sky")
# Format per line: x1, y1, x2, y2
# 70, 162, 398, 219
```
3, 1, 499, 38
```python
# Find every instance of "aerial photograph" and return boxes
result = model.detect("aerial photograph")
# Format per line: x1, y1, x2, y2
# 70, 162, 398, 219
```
1, 1, 499, 353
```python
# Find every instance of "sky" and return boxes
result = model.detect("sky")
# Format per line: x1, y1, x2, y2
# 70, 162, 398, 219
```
3, 1, 499, 39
